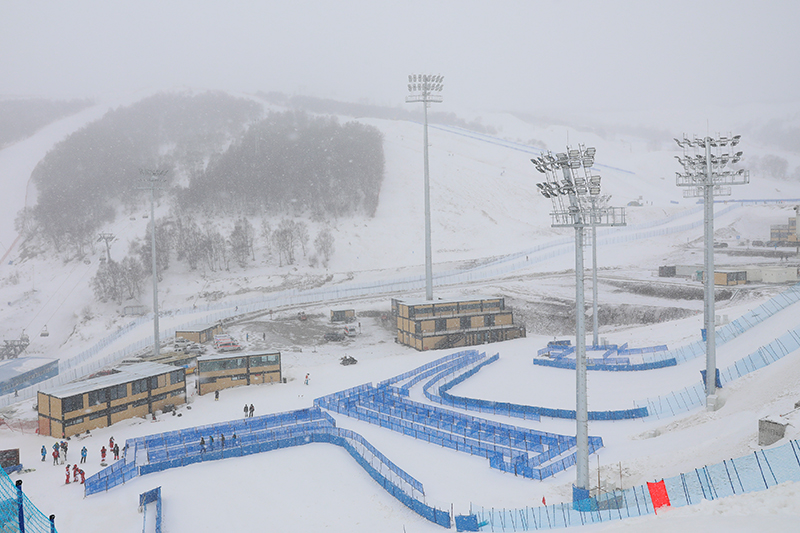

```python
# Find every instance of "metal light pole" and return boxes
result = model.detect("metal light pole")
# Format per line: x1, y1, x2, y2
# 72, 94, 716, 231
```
139, 168, 168, 359
533, 146, 626, 499
406, 74, 443, 301
675, 134, 748, 409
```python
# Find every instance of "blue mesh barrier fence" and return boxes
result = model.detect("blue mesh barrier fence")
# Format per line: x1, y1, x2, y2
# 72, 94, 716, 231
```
84, 407, 450, 528
316, 352, 600, 481
470, 438, 800, 531
638, 323, 800, 419
139, 487, 162, 533
422, 351, 649, 421
0, 470, 57, 533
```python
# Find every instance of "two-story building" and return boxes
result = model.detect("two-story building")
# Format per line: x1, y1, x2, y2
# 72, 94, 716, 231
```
37, 362, 186, 438
196, 351, 282, 396
392, 296, 525, 351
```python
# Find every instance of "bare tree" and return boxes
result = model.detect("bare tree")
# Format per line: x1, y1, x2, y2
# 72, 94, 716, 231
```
314, 229, 335, 267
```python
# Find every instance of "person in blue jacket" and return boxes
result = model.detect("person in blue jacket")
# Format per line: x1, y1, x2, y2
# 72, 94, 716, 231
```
80, 446, 87, 464
41, 445, 46, 462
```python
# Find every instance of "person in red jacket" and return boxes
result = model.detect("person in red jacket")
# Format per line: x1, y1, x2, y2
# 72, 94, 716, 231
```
100, 446, 107, 463
73, 464, 79, 483
65, 465, 71, 484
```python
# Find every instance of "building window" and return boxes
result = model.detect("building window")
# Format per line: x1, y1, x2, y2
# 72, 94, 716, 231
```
62, 395, 84, 413
485, 314, 495, 327
170, 369, 185, 385
460, 316, 470, 329
131, 378, 149, 395
435, 318, 446, 331
64, 417, 84, 427
88, 389, 107, 406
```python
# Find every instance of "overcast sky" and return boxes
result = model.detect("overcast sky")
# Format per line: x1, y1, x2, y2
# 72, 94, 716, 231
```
2, 1, 799, 123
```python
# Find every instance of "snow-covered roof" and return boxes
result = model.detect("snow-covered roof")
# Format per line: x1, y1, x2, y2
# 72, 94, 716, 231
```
42, 362, 178, 398
196, 350, 280, 363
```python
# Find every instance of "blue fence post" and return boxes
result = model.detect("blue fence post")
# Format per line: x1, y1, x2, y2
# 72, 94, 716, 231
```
16, 479, 25, 533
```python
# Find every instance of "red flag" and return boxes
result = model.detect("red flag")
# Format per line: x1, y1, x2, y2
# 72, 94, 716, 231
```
542, 496, 546, 506
646, 480, 671, 514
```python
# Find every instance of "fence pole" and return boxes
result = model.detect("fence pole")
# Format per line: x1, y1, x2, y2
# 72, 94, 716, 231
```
16, 480, 25, 533
50, 514, 56, 533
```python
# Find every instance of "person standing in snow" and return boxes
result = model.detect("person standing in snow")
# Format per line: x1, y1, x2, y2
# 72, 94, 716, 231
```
41, 445, 46, 462
200, 437, 206, 453
65, 465, 71, 484
79, 469, 85, 484
52, 449, 59, 465
214, 390, 219, 401
80, 446, 87, 464
73, 464, 79, 483
100, 446, 107, 463
113, 443, 120, 460
243, 404, 248, 417
60, 441, 68, 462
109, 436, 114, 450
249, 404, 254, 418
304, 373, 310, 385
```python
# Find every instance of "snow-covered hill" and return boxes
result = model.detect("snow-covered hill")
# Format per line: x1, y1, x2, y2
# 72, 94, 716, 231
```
0, 95, 799, 532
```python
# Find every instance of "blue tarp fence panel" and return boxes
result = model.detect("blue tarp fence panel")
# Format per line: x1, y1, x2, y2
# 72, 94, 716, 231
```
472, 438, 800, 531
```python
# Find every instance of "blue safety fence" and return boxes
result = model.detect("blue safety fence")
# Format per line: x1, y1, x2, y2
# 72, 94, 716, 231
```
421, 351, 649, 421
636, 282, 800, 367
638, 322, 800, 418
0, 469, 57, 533
85, 407, 450, 528
469, 438, 800, 531
317, 353, 601, 481
139, 486, 162, 533
533, 357, 676, 372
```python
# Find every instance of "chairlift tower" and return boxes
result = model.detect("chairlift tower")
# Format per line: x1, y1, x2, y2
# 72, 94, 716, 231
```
532, 145, 626, 499
674, 134, 748, 409
406, 74, 443, 301
139, 168, 168, 359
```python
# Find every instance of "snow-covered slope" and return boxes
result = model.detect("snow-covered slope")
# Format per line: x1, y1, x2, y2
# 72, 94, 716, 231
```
0, 96, 799, 532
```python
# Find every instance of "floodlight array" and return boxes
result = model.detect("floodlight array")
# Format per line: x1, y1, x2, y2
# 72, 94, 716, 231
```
406, 74, 444, 104
533, 145, 624, 228
674, 134, 749, 196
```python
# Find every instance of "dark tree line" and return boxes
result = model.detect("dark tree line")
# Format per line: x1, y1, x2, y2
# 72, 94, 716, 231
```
29, 92, 262, 255
181, 110, 385, 218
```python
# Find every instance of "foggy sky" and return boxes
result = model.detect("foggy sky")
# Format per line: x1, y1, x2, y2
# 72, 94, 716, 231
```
2, 1, 799, 124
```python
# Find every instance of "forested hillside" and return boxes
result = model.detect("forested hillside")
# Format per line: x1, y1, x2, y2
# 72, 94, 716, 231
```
182, 110, 384, 217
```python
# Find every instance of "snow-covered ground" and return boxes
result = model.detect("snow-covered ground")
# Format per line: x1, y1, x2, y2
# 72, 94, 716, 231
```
0, 97, 799, 532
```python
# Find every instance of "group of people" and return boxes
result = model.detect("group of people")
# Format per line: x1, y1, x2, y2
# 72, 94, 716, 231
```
243, 403, 255, 418
43, 436, 121, 474
199, 432, 237, 453
64, 463, 86, 485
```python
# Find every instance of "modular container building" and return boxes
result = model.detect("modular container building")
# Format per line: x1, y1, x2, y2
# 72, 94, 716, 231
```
391, 296, 526, 351
196, 351, 282, 396
37, 362, 186, 438
330, 309, 356, 323
174, 323, 223, 344
713, 270, 747, 286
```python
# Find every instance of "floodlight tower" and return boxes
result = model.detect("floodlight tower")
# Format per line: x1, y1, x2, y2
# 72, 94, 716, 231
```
139, 168, 168, 359
406, 74, 443, 301
533, 145, 626, 500
674, 134, 748, 409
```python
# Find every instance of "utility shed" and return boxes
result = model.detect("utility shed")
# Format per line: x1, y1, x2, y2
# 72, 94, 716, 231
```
37, 362, 186, 438
714, 270, 747, 286
330, 309, 356, 323
391, 296, 525, 351
174, 323, 223, 344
